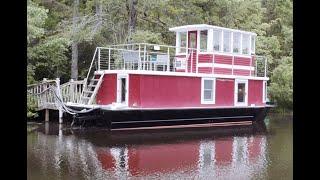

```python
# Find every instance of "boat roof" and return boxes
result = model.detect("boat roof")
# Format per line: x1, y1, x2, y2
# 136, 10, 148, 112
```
169, 24, 256, 36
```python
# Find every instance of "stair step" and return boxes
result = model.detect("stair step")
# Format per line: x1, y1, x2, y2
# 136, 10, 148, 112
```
91, 79, 99, 82
84, 90, 94, 94
88, 84, 96, 88
81, 96, 90, 99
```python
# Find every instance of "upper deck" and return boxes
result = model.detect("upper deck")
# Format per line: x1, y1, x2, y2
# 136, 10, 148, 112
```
89, 24, 267, 79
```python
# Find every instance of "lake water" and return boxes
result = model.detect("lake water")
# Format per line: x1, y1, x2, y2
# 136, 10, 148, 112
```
27, 114, 292, 180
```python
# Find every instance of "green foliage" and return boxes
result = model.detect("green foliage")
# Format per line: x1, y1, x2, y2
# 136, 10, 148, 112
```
131, 30, 163, 44
268, 56, 293, 110
27, 95, 38, 118
27, 0, 48, 43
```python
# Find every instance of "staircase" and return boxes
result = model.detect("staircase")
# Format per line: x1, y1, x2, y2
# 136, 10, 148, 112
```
80, 74, 104, 105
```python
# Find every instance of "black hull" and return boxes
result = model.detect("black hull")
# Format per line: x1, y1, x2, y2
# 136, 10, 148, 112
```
99, 106, 271, 130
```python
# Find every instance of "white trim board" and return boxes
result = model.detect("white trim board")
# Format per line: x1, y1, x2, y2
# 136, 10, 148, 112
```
198, 63, 254, 71
96, 70, 269, 81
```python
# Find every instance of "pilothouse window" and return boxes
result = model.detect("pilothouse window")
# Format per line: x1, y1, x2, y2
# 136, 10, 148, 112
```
242, 34, 250, 55
233, 32, 241, 53
179, 32, 187, 53
223, 31, 231, 52
213, 30, 221, 51
200, 30, 208, 52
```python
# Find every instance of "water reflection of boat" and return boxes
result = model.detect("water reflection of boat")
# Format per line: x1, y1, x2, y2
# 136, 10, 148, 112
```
73, 120, 267, 147
30, 121, 268, 179
93, 123, 267, 178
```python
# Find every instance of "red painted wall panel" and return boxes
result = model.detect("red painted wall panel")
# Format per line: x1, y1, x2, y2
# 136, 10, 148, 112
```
234, 57, 251, 66
130, 75, 236, 108
215, 79, 234, 106
139, 75, 201, 108
198, 54, 213, 63
198, 67, 212, 74
96, 73, 265, 108
233, 69, 251, 76
128, 142, 199, 176
214, 54, 232, 64
214, 67, 232, 75
129, 75, 141, 107
248, 80, 264, 106
96, 74, 117, 105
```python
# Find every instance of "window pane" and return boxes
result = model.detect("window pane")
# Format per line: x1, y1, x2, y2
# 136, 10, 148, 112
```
242, 34, 250, 55
233, 32, 241, 53
213, 30, 221, 51
223, 31, 231, 52
200, 30, 208, 52
179, 32, 186, 53
251, 35, 255, 53
204, 80, 213, 90
204, 90, 213, 100
189, 32, 197, 49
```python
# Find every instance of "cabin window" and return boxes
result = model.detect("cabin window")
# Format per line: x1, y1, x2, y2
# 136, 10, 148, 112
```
233, 32, 241, 53
200, 30, 208, 52
213, 30, 221, 51
201, 78, 216, 104
251, 35, 255, 54
223, 31, 231, 53
242, 34, 250, 55
179, 32, 187, 53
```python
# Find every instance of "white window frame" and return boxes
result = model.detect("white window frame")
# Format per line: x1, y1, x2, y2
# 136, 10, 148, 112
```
234, 79, 248, 106
176, 32, 187, 55
233, 32, 241, 54
199, 29, 208, 53
212, 29, 222, 52
223, 30, 232, 53
117, 73, 129, 106
242, 34, 250, 55
251, 35, 255, 54
201, 77, 216, 104
262, 80, 267, 103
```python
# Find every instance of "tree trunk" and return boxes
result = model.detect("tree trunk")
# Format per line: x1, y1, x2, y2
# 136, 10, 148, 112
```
71, 0, 79, 80
127, 0, 138, 43
95, 0, 102, 24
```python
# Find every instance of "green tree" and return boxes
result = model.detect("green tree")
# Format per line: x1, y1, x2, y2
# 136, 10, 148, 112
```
268, 56, 293, 111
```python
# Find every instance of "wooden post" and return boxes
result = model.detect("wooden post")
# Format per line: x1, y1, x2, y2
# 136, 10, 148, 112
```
45, 122, 49, 135
70, 79, 74, 103
56, 78, 63, 124
45, 109, 49, 122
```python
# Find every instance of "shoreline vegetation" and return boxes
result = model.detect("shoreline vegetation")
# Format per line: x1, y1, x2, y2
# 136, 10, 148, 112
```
27, 0, 292, 117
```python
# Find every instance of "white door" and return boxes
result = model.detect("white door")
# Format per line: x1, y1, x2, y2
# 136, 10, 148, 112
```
234, 79, 248, 106
117, 74, 129, 106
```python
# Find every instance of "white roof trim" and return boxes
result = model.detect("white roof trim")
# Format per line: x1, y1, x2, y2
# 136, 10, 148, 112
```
169, 24, 256, 36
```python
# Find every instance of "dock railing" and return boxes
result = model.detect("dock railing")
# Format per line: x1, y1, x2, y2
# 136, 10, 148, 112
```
27, 78, 86, 110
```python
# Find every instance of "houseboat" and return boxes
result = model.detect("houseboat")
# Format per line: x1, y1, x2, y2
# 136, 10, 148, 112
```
66, 24, 272, 130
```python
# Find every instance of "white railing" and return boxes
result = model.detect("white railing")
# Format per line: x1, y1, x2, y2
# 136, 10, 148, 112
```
27, 78, 86, 110
84, 43, 267, 79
